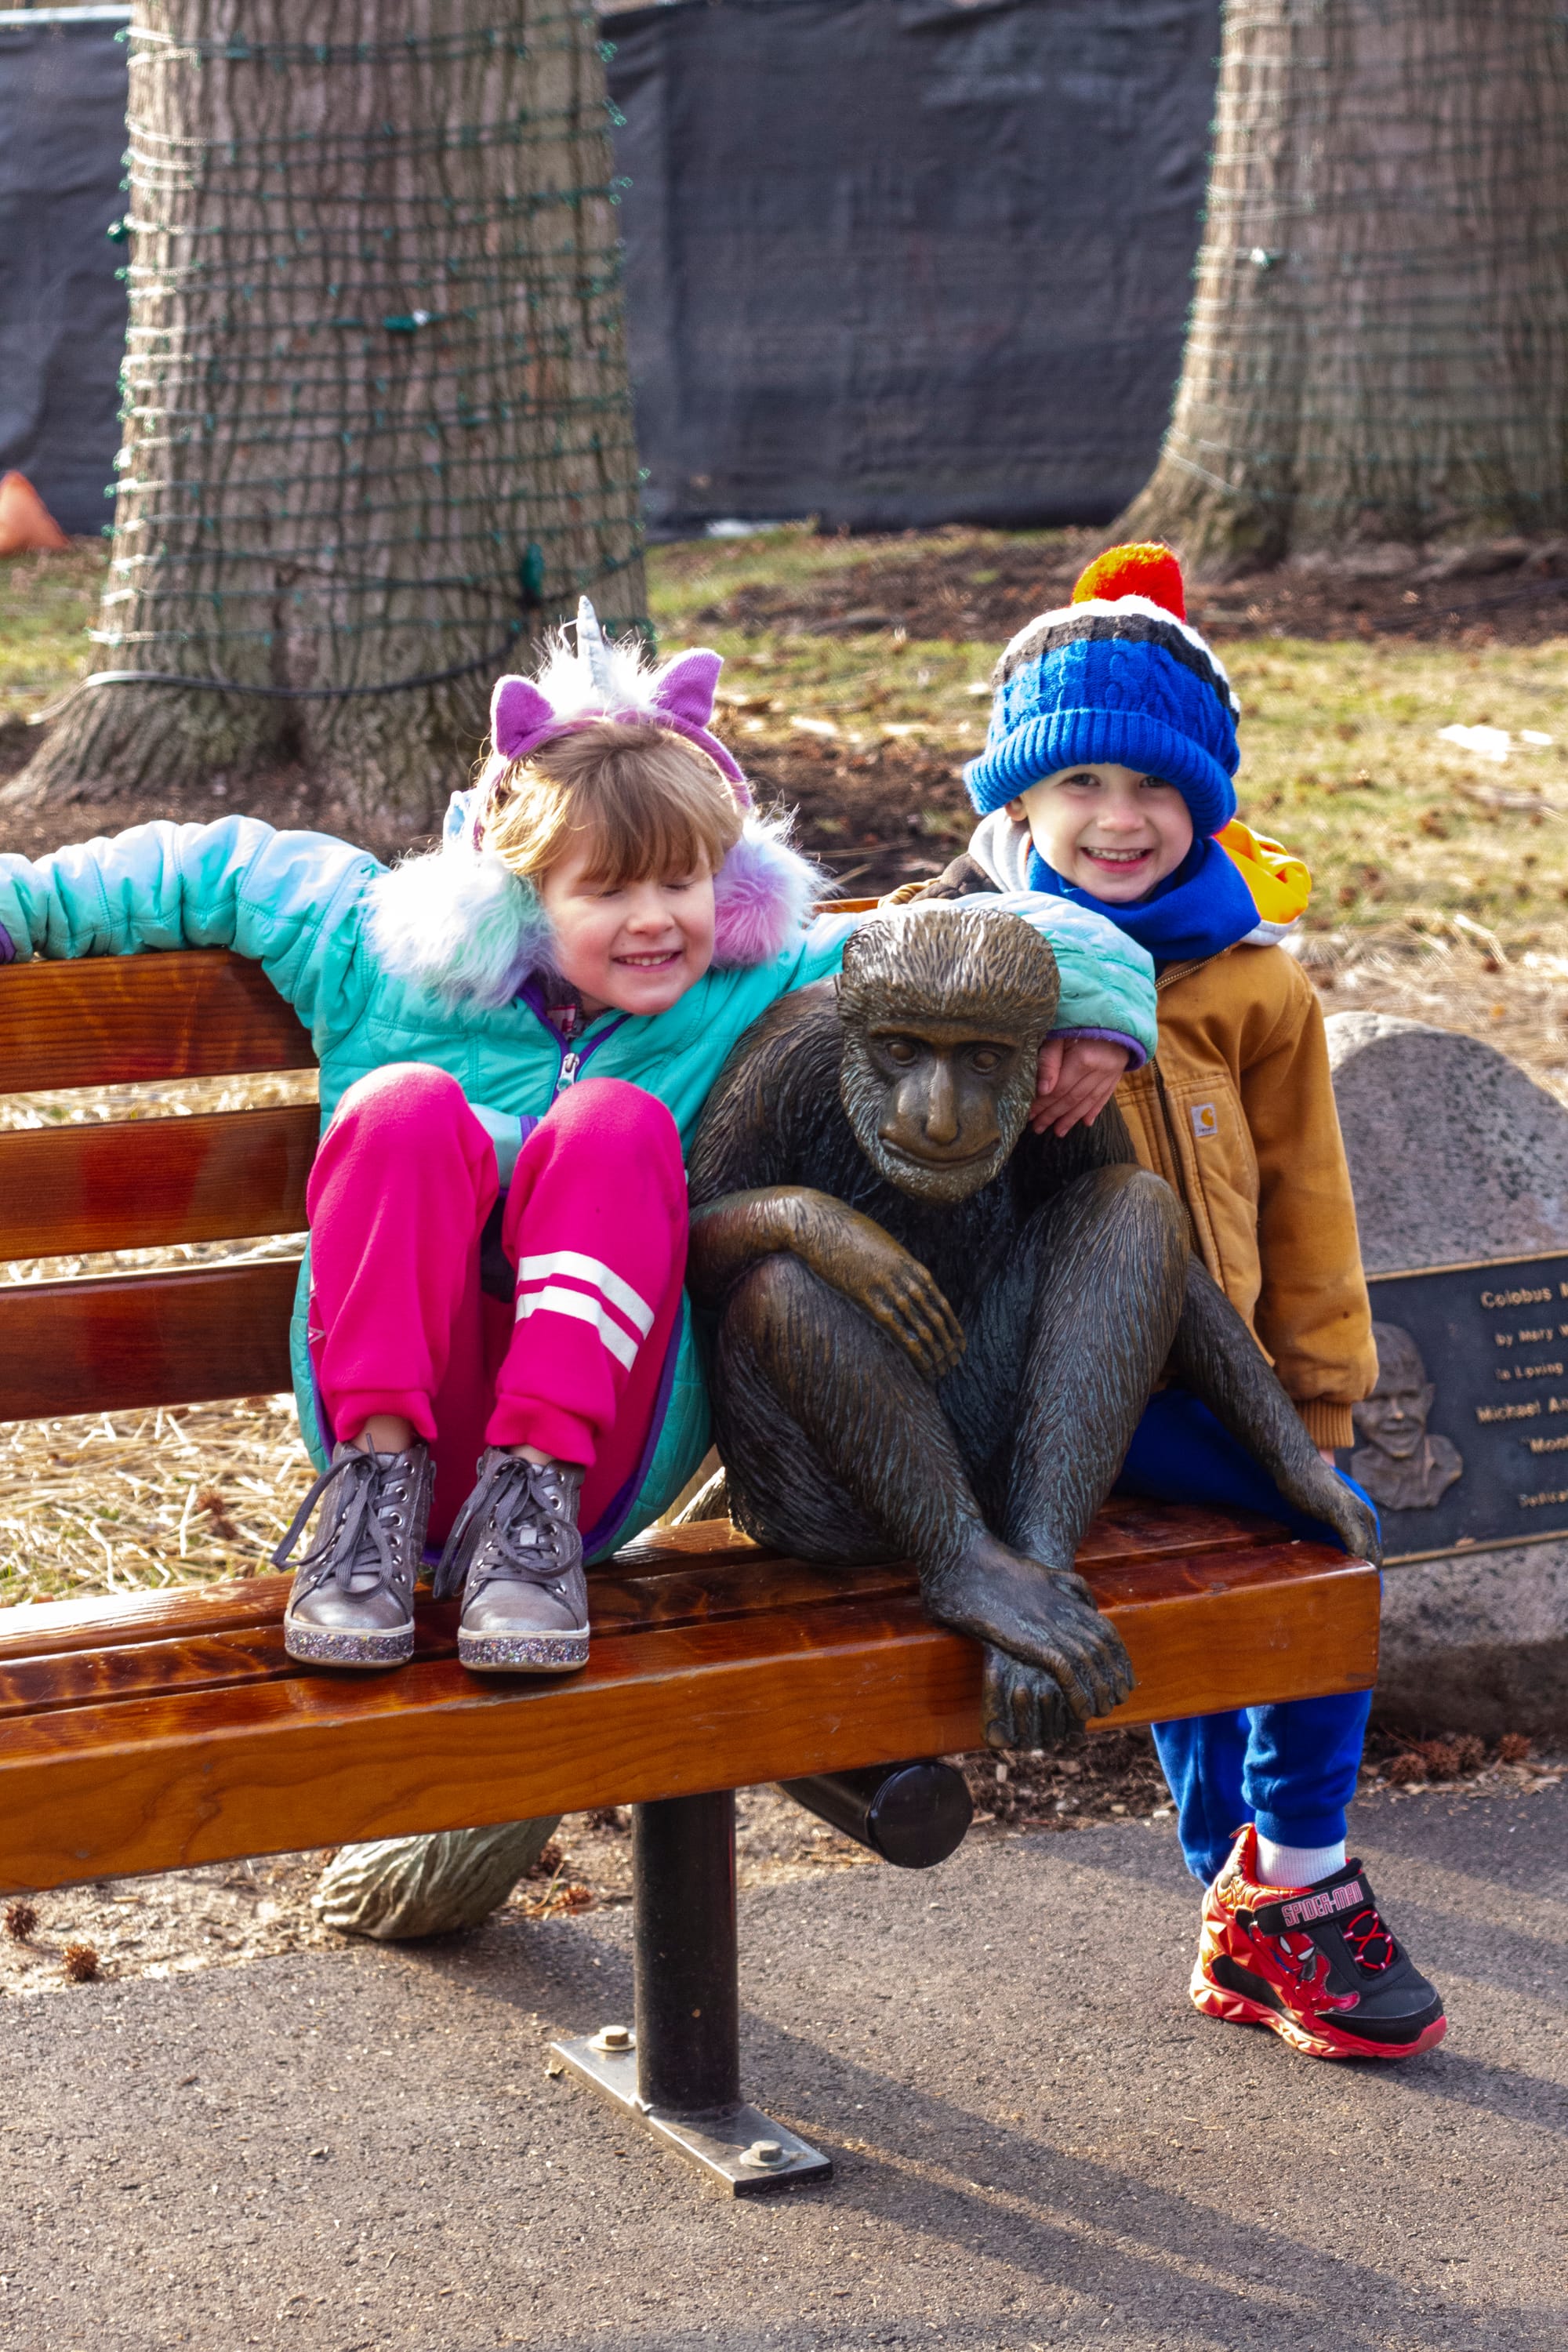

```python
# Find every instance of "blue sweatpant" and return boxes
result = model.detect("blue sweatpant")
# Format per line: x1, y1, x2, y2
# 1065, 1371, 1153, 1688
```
1116, 1388, 1375, 1886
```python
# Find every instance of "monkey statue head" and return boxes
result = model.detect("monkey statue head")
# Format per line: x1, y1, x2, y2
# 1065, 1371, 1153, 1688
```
837, 904, 1060, 1203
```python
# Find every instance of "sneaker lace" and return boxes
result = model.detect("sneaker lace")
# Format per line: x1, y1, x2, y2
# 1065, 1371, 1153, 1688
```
434, 1454, 575, 1601
1341, 1898, 1399, 1973
272, 1450, 405, 1597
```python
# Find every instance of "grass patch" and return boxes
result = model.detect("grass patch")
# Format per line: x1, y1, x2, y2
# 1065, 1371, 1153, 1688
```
0, 546, 103, 723
650, 526, 1568, 949
9, 527, 1568, 942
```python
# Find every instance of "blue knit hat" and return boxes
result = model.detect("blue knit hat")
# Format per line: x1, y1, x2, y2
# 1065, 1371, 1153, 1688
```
964, 543, 1240, 837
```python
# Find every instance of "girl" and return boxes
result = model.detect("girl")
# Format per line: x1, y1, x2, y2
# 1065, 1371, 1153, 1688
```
0, 604, 1156, 1677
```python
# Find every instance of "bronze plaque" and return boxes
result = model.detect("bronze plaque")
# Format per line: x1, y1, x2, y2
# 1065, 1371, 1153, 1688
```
1338, 1250, 1568, 1563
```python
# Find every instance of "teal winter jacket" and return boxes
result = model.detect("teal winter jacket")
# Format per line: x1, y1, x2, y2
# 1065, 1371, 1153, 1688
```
0, 816, 1158, 1551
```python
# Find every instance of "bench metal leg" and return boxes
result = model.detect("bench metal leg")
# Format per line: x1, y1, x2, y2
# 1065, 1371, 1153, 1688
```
552, 1788, 832, 2195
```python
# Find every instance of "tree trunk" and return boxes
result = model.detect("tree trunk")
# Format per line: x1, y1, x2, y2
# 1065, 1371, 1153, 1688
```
14, 0, 646, 826
1122, 0, 1568, 573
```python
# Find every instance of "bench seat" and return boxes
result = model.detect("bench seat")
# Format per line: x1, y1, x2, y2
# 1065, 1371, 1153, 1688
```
0, 1501, 1375, 1896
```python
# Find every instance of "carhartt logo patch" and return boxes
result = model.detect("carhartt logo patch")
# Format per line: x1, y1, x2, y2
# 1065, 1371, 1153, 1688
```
1190, 1102, 1218, 1140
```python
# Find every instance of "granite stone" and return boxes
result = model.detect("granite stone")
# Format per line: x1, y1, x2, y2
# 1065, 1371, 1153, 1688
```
1327, 1009, 1568, 1272
1327, 1011, 1568, 1733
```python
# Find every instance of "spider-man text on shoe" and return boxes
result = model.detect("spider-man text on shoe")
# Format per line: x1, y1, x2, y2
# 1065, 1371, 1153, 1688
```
1192, 1824, 1446, 2060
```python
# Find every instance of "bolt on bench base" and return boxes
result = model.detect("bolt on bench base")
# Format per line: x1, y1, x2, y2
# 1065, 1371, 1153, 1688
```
554, 1788, 832, 2196
552, 2031, 831, 2196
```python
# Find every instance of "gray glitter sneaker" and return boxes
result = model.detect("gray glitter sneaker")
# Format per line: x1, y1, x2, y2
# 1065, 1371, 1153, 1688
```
434, 1448, 588, 1674
274, 1441, 432, 1669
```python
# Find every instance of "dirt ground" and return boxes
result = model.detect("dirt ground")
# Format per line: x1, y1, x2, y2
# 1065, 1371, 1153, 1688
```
9, 528, 1568, 900
686, 524, 1568, 652
5, 1726, 1559, 2002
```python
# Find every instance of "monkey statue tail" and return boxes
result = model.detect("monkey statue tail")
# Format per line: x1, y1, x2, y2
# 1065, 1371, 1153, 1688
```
1164, 1258, 1381, 1566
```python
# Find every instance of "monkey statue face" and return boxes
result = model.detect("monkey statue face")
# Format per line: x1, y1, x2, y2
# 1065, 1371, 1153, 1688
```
837, 905, 1060, 1203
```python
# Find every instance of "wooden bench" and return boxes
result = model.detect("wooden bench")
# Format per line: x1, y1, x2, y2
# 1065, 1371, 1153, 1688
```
0, 949, 1380, 2193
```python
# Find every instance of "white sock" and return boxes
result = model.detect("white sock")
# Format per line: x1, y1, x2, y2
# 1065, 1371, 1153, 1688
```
1255, 1835, 1346, 1889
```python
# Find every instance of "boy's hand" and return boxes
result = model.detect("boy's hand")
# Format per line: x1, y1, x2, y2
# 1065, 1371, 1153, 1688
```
1029, 1035, 1131, 1136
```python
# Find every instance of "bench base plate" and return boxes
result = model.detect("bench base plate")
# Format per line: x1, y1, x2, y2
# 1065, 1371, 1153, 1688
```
553, 2031, 833, 2196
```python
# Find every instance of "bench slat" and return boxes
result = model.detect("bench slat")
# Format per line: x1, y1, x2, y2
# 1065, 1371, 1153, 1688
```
0, 949, 314, 1091
0, 1536, 1327, 1723
0, 1257, 301, 1419
0, 1555, 1378, 1891
0, 1501, 1288, 1664
0, 1557, 927, 1721
0, 1105, 317, 1261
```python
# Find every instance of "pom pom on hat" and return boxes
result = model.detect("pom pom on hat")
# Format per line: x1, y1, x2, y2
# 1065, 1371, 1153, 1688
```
1072, 542, 1186, 621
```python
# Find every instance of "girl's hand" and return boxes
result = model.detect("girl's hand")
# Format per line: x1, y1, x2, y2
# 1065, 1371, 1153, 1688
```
1029, 1035, 1132, 1136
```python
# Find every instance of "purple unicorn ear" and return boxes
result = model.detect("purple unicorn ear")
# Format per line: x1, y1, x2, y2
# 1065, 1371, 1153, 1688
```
490, 673, 558, 761
654, 648, 724, 732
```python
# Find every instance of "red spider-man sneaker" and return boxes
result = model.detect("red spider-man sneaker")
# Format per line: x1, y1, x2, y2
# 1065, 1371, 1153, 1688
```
1192, 1824, 1446, 2060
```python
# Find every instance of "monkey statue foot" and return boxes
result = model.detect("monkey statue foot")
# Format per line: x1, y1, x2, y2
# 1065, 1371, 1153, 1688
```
982, 1646, 1092, 1751
923, 1530, 1135, 1736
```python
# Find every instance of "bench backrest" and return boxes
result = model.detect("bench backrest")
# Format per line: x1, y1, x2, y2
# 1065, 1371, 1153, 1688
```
0, 910, 883, 1425
0, 949, 317, 1420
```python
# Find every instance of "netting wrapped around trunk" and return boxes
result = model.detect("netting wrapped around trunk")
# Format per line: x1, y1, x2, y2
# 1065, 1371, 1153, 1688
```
18, 1, 648, 823
1125, 0, 1568, 570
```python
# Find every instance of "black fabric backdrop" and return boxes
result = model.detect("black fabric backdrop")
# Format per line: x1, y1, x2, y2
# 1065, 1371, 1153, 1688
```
0, 0, 1219, 539
607, 0, 1220, 531
0, 8, 130, 535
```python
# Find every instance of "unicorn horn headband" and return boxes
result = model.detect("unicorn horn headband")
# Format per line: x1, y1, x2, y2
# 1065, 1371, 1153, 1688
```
485, 597, 750, 804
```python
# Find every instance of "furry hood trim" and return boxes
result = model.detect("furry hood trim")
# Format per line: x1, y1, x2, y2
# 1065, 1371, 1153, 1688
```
366, 800, 830, 1009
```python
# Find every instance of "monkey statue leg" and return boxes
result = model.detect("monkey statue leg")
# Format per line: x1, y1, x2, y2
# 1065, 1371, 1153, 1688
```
945, 1163, 1189, 1747
952, 1163, 1190, 1569
710, 1250, 1138, 1748
1167, 1258, 1381, 1564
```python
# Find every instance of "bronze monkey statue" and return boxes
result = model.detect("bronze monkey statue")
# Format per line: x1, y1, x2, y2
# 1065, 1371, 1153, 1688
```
686, 904, 1378, 1750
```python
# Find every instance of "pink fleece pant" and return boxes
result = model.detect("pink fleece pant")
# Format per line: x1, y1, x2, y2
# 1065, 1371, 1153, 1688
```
305, 1065, 688, 1547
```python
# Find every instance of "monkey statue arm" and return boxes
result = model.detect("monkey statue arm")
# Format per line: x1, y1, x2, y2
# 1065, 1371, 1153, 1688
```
688, 1189, 965, 1381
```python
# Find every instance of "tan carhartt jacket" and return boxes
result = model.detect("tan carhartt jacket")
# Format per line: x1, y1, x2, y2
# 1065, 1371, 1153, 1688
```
1116, 944, 1376, 1450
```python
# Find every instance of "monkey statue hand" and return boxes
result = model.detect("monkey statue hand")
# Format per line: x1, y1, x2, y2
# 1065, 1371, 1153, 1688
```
922, 1532, 1135, 1745
690, 1187, 965, 1381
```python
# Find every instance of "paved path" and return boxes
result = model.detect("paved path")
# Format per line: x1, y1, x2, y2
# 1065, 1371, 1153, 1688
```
2, 1784, 1565, 2352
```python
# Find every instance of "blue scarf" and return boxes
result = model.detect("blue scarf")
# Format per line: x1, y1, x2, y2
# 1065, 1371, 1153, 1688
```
1025, 834, 1259, 966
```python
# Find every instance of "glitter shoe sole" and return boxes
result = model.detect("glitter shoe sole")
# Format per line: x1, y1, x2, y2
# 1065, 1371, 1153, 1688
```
283, 1613, 416, 1670
456, 1624, 590, 1675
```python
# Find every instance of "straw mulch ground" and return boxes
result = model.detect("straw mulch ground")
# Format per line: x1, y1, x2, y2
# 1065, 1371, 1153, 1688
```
1301, 917, 1568, 1108
0, 1065, 318, 1606
0, 1395, 316, 1609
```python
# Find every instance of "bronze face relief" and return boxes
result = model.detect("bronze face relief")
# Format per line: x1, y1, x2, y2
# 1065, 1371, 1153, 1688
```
1352, 1321, 1463, 1512
688, 905, 1379, 1750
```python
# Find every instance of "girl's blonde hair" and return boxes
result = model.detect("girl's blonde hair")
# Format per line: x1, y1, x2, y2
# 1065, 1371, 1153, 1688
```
483, 720, 742, 889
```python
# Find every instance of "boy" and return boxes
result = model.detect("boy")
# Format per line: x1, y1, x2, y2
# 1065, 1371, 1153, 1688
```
920, 542, 1445, 2062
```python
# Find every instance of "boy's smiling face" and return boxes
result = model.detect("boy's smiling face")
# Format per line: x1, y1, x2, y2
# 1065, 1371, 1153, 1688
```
1011, 762, 1195, 903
